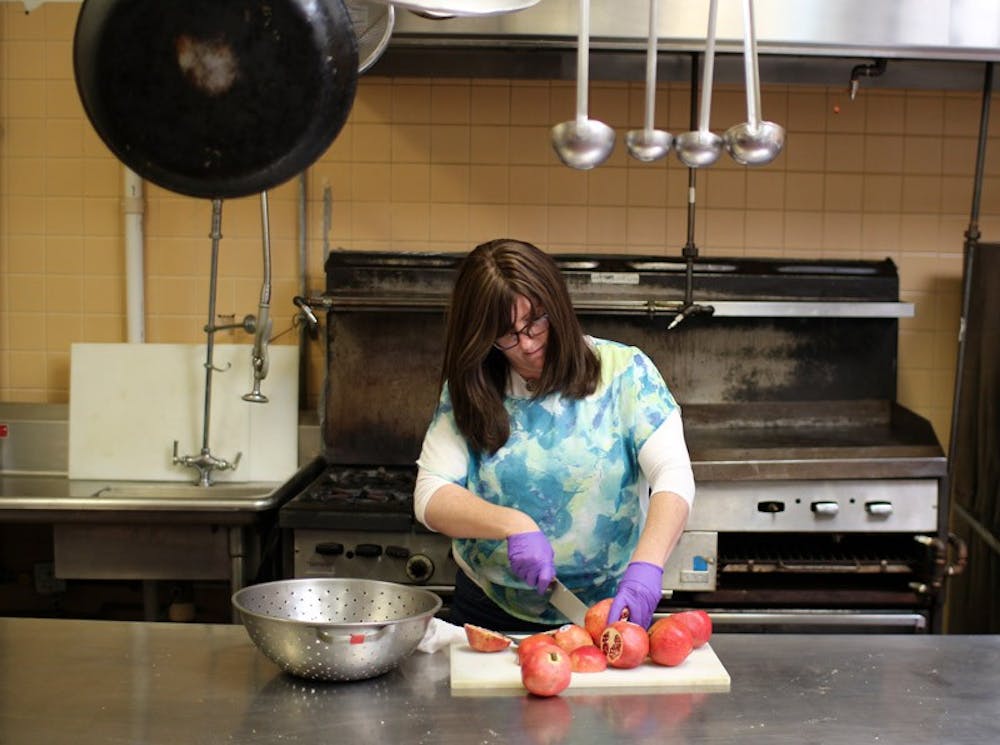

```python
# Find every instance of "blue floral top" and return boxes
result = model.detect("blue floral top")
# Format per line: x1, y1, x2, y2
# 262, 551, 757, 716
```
419, 338, 679, 623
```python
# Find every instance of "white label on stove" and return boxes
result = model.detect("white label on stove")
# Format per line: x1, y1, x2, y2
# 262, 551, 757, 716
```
589, 272, 640, 285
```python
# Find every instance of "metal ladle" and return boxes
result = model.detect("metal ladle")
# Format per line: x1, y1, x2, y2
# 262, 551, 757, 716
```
724, 0, 785, 166
551, 0, 615, 170
674, 0, 722, 168
625, 0, 671, 162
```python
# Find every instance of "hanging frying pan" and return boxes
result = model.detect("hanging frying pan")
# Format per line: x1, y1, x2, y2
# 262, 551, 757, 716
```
73, 0, 359, 199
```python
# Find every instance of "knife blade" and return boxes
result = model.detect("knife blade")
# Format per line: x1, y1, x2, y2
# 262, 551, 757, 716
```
547, 579, 588, 626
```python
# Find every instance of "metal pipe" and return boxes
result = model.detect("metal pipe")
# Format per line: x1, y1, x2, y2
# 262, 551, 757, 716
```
965, 62, 993, 242
685, 52, 699, 256
297, 174, 307, 299
297, 173, 310, 410
668, 53, 715, 331
202, 199, 224, 450
848, 58, 887, 100
123, 167, 145, 343
172, 198, 243, 486
243, 191, 273, 403
948, 62, 993, 480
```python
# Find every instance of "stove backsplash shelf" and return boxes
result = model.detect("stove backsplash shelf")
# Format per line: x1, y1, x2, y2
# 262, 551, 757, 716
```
319, 251, 913, 319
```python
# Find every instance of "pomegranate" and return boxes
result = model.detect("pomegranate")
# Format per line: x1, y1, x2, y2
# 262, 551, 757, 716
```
552, 623, 594, 653
670, 610, 713, 647
520, 645, 572, 697
463, 623, 514, 653
569, 644, 608, 673
517, 632, 561, 666
584, 597, 614, 644
599, 620, 649, 669
648, 617, 694, 667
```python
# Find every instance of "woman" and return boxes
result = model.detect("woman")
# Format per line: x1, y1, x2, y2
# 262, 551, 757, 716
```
414, 239, 694, 632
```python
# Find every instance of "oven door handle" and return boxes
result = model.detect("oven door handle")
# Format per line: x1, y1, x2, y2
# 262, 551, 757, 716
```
705, 611, 928, 632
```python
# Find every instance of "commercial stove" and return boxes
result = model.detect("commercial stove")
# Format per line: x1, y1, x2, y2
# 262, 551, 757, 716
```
279, 251, 965, 632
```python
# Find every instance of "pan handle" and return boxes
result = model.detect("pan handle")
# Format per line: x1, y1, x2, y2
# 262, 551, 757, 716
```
315, 625, 395, 644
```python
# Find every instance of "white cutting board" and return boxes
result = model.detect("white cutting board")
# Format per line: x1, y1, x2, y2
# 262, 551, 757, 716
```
68, 343, 298, 482
450, 642, 731, 696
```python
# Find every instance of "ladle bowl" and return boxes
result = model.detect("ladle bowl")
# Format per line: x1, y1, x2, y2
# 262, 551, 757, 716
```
625, 0, 671, 163
726, 0, 785, 167
673, 0, 721, 169
723, 120, 785, 166
675, 129, 724, 168
551, 0, 614, 170
551, 118, 617, 170
625, 128, 673, 163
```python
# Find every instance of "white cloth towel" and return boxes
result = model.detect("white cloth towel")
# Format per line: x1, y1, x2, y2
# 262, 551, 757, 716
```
416, 618, 467, 653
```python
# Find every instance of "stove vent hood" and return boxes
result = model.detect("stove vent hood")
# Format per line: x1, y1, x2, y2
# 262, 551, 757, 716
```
375, 0, 1000, 89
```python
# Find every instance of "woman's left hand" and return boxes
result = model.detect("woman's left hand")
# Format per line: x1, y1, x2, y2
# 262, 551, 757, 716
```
609, 561, 664, 629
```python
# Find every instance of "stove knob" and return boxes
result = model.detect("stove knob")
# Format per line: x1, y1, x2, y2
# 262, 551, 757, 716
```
354, 543, 382, 558
386, 545, 411, 560
315, 542, 344, 556
865, 500, 893, 517
811, 500, 840, 517
405, 554, 435, 583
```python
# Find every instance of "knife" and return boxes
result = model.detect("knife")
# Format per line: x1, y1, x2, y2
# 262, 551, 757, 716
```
547, 579, 589, 627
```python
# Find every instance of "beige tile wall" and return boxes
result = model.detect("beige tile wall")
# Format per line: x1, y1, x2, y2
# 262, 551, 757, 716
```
2, 4, 998, 450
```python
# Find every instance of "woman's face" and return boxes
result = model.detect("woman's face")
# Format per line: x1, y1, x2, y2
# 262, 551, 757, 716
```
498, 295, 548, 383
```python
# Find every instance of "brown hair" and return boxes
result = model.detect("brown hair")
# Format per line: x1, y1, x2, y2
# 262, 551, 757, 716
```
441, 239, 600, 454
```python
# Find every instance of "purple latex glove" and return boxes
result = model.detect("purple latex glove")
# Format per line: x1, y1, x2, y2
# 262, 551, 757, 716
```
608, 561, 664, 629
507, 530, 556, 595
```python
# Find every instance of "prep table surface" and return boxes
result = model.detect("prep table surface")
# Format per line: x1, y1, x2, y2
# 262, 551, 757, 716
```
1, 618, 997, 744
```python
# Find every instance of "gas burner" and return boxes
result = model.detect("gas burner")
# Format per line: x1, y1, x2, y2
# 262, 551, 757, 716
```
303, 466, 416, 507
279, 464, 418, 532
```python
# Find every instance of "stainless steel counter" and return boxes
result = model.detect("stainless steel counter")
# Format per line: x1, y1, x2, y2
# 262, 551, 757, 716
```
0, 473, 296, 619
0, 474, 284, 519
1, 617, 997, 745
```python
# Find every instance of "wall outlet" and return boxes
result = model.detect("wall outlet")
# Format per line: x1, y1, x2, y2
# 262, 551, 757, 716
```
34, 562, 67, 594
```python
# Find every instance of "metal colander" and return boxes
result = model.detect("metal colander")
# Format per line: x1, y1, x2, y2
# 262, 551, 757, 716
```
232, 578, 442, 682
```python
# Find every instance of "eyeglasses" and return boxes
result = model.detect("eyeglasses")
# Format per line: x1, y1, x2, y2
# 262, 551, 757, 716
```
493, 314, 550, 350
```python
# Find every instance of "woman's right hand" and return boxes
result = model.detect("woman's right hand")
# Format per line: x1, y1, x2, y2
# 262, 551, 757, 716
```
506, 530, 556, 594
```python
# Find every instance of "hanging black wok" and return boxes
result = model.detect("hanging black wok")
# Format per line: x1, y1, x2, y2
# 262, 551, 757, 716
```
73, 0, 358, 199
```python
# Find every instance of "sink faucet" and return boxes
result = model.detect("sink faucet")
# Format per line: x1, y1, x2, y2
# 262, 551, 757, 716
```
172, 441, 242, 487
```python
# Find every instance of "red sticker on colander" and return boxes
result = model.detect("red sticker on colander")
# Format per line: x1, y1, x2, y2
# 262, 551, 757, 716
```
349, 634, 365, 645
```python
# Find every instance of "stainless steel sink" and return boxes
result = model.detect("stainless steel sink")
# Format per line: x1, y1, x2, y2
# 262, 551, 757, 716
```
88, 482, 278, 500
1, 475, 284, 512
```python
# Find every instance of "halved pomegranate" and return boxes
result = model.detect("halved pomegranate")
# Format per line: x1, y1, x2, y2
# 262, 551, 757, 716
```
464, 623, 514, 652
584, 598, 614, 644
599, 620, 649, 669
